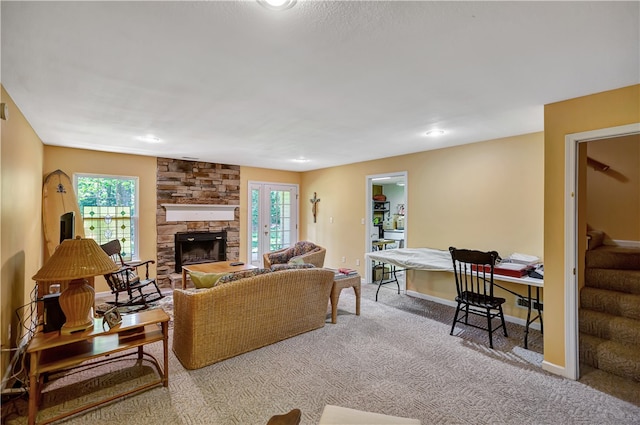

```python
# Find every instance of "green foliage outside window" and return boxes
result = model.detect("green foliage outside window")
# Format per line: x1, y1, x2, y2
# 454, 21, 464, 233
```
76, 176, 137, 260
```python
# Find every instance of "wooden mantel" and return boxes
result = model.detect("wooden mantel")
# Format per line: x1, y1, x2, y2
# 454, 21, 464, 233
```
162, 204, 239, 222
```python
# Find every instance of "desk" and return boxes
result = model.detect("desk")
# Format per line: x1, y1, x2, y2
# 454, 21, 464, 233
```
365, 248, 543, 348
27, 308, 169, 425
181, 261, 257, 289
490, 275, 543, 349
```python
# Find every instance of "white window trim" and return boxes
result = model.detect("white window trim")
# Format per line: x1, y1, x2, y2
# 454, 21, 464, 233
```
74, 173, 140, 260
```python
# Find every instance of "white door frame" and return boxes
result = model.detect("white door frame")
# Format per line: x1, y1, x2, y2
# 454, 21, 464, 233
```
247, 181, 299, 267
564, 123, 640, 380
365, 171, 408, 283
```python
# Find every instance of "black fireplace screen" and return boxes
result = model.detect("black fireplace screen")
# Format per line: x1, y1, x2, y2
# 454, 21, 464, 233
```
174, 231, 227, 272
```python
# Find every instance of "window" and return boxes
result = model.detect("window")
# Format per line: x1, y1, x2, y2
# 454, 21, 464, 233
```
75, 174, 139, 261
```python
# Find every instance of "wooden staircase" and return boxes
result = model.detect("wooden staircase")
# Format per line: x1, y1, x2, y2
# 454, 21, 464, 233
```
580, 245, 640, 383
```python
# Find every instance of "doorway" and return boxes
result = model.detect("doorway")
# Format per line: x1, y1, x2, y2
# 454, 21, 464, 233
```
564, 123, 640, 380
248, 182, 299, 267
365, 172, 407, 284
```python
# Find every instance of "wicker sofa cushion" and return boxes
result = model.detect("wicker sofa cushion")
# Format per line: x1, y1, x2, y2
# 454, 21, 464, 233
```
268, 248, 295, 265
292, 241, 319, 257
189, 271, 229, 289
270, 263, 315, 271
218, 268, 272, 284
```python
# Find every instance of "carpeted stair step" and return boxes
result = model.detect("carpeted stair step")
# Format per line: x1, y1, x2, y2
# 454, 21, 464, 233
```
584, 268, 640, 294
586, 246, 640, 270
579, 308, 640, 347
579, 333, 640, 381
580, 287, 640, 320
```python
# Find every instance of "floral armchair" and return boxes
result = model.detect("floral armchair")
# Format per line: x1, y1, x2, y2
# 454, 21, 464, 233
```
263, 241, 326, 269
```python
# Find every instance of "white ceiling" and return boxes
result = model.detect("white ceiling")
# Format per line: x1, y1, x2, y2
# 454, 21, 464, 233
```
2, 1, 639, 171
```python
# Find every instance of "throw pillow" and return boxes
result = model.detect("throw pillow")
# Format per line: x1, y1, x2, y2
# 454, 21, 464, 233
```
189, 271, 229, 289
269, 248, 294, 265
288, 256, 306, 265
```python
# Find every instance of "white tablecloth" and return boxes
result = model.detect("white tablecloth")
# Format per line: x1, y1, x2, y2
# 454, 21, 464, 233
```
365, 248, 453, 271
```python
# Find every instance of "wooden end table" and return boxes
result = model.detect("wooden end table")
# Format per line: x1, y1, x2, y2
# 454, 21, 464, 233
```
27, 309, 169, 425
330, 274, 361, 324
181, 261, 257, 289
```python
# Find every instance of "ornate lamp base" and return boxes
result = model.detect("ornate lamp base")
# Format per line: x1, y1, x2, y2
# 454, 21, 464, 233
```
58, 278, 95, 334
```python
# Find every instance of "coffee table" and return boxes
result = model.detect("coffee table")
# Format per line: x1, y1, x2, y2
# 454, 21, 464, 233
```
181, 261, 258, 289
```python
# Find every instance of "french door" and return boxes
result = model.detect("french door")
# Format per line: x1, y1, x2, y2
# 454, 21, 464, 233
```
248, 182, 299, 267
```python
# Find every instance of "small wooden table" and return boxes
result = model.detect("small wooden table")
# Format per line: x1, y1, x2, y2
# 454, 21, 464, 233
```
27, 309, 169, 425
330, 274, 361, 324
181, 261, 258, 289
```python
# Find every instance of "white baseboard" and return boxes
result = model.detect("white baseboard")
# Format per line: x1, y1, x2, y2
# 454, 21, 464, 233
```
541, 360, 571, 379
406, 290, 542, 331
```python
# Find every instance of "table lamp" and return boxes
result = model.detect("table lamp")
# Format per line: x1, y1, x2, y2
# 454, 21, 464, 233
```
32, 237, 118, 334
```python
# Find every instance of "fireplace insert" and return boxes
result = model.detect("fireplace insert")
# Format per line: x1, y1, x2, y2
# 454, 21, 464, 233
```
175, 231, 226, 272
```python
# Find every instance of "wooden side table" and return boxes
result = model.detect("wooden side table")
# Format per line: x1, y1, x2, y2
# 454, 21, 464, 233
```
330, 274, 361, 324
27, 308, 169, 425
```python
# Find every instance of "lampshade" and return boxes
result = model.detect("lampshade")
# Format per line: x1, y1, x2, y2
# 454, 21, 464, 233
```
32, 237, 118, 281
33, 237, 119, 334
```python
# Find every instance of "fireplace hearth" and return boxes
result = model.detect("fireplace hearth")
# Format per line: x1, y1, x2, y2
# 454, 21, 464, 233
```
175, 231, 227, 272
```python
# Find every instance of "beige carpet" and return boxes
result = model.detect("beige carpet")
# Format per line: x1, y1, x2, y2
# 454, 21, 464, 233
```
3, 284, 640, 424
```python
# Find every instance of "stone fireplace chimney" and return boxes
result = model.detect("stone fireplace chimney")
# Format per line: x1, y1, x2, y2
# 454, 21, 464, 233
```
156, 158, 240, 287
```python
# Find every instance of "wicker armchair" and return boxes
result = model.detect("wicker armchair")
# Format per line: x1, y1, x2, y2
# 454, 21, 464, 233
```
263, 241, 326, 269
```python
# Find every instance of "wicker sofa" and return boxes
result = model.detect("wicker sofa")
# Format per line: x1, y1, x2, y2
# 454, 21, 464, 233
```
172, 268, 335, 370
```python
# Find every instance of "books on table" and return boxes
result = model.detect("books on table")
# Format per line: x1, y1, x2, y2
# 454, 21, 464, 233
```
325, 268, 359, 279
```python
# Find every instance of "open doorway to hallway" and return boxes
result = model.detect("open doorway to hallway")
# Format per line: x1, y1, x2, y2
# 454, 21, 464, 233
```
365, 172, 407, 288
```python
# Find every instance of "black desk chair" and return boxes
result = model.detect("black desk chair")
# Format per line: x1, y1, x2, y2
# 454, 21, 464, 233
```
449, 247, 507, 348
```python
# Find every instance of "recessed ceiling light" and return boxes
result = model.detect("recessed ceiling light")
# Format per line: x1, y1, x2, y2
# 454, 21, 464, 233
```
136, 134, 162, 143
257, 0, 297, 11
425, 130, 446, 137
292, 157, 310, 163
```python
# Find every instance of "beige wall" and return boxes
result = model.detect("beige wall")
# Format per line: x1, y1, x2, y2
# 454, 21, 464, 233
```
1, 86, 44, 381
43, 146, 158, 294
586, 134, 640, 242
544, 84, 640, 369
302, 132, 544, 321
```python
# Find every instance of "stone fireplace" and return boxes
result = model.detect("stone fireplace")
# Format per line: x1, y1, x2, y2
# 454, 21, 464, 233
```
156, 158, 240, 287
174, 231, 227, 272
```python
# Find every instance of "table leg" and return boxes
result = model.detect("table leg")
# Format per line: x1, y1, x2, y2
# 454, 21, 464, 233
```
536, 287, 543, 335
330, 287, 340, 324
524, 285, 532, 349
354, 284, 361, 316
28, 352, 38, 425
162, 321, 169, 387
181, 268, 187, 290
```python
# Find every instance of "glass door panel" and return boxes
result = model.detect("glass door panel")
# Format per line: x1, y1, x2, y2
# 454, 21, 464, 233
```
249, 182, 298, 267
